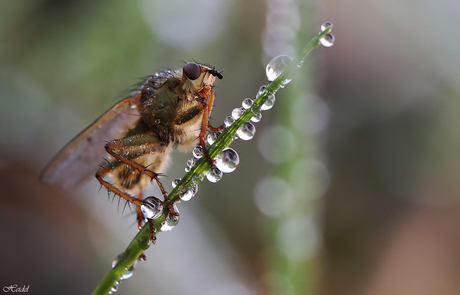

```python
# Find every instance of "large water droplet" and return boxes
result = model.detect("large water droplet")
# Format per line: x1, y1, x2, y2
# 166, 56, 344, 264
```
193, 146, 203, 159
112, 253, 137, 280
206, 166, 223, 183
179, 184, 198, 202
242, 98, 254, 109
261, 94, 276, 111
321, 21, 333, 31
160, 205, 180, 231
224, 116, 234, 127
266, 55, 293, 82
237, 122, 256, 141
140, 197, 163, 219
215, 148, 239, 173
320, 33, 335, 47
172, 178, 181, 188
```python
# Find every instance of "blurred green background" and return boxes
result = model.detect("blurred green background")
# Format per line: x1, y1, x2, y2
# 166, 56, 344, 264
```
1, 0, 460, 295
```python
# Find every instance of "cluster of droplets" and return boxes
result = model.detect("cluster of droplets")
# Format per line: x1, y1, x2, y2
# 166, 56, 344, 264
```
109, 253, 138, 294
319, 21, 335, 47
173, 20, 334, 213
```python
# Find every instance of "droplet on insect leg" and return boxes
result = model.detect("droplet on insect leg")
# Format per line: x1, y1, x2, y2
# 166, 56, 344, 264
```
140, 197, 163, 219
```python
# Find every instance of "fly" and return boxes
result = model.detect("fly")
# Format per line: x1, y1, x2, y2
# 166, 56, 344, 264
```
41, 62, 223, 241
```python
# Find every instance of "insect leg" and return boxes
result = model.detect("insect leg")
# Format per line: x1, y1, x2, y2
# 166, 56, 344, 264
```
136, 191, 144, 230
199, 89, 217, 166
96, 166, 142, 206
103, 135, 176, 217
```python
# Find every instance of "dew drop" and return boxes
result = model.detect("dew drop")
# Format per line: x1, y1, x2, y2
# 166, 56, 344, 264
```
207, 131, 218, 145
160, 205, 180, 231
179, 184, 198, 202
109, 285, 118, 294
231, 107, 244, 120
140, 197, 163, 219
206, 166, 223, 183
237, 122, 256, 141
321, 21, 333, 31
320, 33, 335, 47
193, 146, 203, 159
112, 253, 137, 280
266, 55, 293, 82
242, 98, 254, 109
282, 78, 292, 85
215, 148, 239, 173
250, 112, 262, 123
155, 119, 160, 124
224, 116, 234, 127
191, 174, 204, 185
257, 85, 267, 97
261, 94, 276, 111
187, 158, 196, 168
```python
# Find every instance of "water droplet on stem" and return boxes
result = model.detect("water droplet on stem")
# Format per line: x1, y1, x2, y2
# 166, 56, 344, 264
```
266, 55, 293, 82
140, 197, 163, 219
321, 21, 333, 31
320, 33, 335, 47
206, 166, 223, 183
160, 205, 180, 231
215, 148, 239, 173
237, 122, 256, 140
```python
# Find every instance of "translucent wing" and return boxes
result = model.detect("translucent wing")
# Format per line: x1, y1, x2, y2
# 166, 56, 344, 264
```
40, 93, 142, 190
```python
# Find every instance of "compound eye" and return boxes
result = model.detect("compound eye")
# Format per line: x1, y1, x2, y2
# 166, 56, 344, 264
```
183, 62, 201, 80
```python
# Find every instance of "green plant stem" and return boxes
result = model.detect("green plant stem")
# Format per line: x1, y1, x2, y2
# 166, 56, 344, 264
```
91, 26, 331, 295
